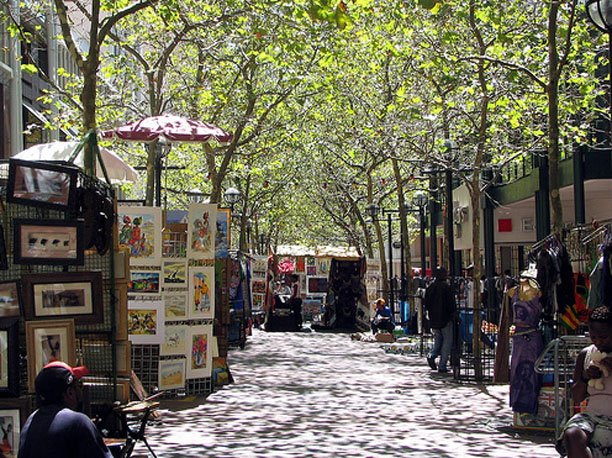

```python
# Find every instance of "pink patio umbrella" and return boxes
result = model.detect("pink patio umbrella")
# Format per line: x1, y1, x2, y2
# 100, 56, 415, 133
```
100, 114, 233, 143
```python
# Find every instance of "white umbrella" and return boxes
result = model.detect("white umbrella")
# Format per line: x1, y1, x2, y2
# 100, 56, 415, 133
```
13, 141, 139, 183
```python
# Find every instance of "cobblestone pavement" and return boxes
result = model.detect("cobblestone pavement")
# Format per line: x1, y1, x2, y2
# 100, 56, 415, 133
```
141, 328, 560, 457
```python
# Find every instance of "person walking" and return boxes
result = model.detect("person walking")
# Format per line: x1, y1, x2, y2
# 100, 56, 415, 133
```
424, 267, 457, 374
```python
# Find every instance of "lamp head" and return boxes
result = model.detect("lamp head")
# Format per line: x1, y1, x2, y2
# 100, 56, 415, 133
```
585, 0, 612, 32
413, 190, 428, 208
366, 203, 380, 219
224, 187, 241, 205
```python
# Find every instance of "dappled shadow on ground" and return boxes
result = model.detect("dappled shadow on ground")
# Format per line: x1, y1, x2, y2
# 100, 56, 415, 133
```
139, 330, 558, 457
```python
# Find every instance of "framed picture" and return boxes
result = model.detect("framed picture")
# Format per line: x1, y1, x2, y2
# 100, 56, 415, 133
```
22, 271, 103, 324
188, 266, 215, 320
0, 407, 22, 456
6, 159, 78, 211
307, 276, 329, 294
163, 291, 188, 321
317, 257, 331, 275
128, 270, 161, 295
117, 206, 162, 266
0, 281, 22, 318
0, 318, 19, 397
215, 208, 230, 258
251, 280, 266, 295
127, 300, 164, 345
186, 203, 216, 260
252, 294, 264, 311
186, 325, 213, 379
160, 324, 188, 356
25, 319, 76, 393
161, 259, 187, 287
13, 219, 84, 265
251, 257, 267, 279
158, 359, 186, 390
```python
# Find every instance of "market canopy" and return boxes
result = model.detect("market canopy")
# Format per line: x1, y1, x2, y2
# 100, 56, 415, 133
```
100, 114, 233, 144
275, 245, 362, 260
13, 141, 139, 183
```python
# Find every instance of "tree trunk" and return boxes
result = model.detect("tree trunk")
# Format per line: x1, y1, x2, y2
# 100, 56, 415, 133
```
548, 4, 563, 232
470, 187, 483, 380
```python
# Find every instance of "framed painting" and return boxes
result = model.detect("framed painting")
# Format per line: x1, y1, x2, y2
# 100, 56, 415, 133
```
13, 218, 84, 265
22, 272, 103, 324
161, 259, 187, 287
317, 257, 331, 275
163, 291, 187, 321
117, 206, 162, 266
6, 159, 78, 211
307, 276, 329, 295
160, 324, 188, 356
214, 208, 230, 258
251, 280, 266, 295
188, 266, 215, 320
127, 300, 164, 345
0, 318, 19, 397
0, 281, 22, 319
252, 294, 264, 311
25, 319, 76, 393
158, 359, 186, 390
186, 203, 216, 260
186, 325, 213, 379
251, 256, 267, 279
0, 407, 22, 457
128, 270, 161, 295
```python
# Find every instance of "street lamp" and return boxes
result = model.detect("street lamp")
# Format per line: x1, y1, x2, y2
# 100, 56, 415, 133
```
413, 190, 428, 279
224, 187, 241, 212
585, 0, 612, 136
188, 188, 206, 204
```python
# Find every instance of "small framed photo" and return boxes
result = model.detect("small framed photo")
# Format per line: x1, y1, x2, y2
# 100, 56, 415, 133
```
160, 324, 188, 356
25, 319, 76, 393
117, 206, 162, 266
127, 300, 164, 345
22, 272, 103, 324
187, 325, 213, 379
7, 159, 78, 211
158, 359, 186, 390
0, 406, 22, 456
163, 291, 188, 321
186, 203, 216, 260
0, 281, 22, 318
128, 270, 161, 295
162, 259, 187, 287
188, 266, 215, 320
0, 318, 19, 397
13, 218, 84, 265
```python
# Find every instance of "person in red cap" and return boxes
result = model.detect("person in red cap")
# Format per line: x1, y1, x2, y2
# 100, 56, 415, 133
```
18, 361, 111, 458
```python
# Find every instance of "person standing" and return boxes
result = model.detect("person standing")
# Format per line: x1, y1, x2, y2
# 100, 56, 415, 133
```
424, 267, 457, 374
289, 274, 303, 330
18, 361, 112, 458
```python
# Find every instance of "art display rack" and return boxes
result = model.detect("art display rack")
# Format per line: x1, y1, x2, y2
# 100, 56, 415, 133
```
0, 162, 120, 411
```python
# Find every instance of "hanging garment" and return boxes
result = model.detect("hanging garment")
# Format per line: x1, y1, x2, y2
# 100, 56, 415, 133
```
509, 286, 544, 415
589, 257, 603, 309
536, 248, 559, 321
555, 242, 575, 314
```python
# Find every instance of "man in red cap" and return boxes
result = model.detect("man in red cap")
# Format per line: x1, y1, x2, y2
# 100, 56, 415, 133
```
18, 361, 111, 458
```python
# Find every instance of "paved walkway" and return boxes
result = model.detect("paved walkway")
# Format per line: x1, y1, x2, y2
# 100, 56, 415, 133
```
143, 329, 560, 457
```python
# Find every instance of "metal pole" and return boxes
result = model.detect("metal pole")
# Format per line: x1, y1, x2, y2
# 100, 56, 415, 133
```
388, 212, 395, 320
429, 175, 438, 271
446, 170, 455, 279
420, 207, 427, 275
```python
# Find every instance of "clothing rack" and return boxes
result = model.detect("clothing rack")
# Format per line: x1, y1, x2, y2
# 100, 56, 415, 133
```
530, 231, 564, 252
580, 224, 611, 245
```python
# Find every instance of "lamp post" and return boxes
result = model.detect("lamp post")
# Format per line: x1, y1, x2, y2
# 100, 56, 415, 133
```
413, 191, 428, 278
258, 233, 266, 254
585, 0, 612, 136
224, 187, 241, 212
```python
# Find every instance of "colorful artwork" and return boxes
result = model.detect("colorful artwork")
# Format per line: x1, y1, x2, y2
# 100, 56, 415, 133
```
307, 266, 316, 276
251, 280, 266, 294
296, 257, 305, 273
128, 271, 161, 294
158, 359, 186, 390
306, 257, 316, 267
252, 294, 264, 310
187, 325, 213, 379
318, 258, 330, 275
163, 292, 187, 320
160, 325, 187, 356
117, 206, 162, 266
0, 409, 20, 457
252, 257, 267, 278
188, 267, 215, 319
187, 204, 216, 260
215, 209, 230, 258
162, 259, 187, 287
127, 301, 164, 344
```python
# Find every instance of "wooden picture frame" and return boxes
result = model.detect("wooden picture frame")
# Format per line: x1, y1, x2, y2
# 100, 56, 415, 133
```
160, 324, 188, 356
0, 281, 22, 318
158, 359, 186, 390
25, 319, 76, 393
186, 203, 216, 260
0, 318, 19, 397
128, 270, 161, 295
186, 325, 213, 379
0, 406, 23, 456
188, 266, 215, 320
13, 218, 84, 265
117, 206, 162, 266
22, 271, 103, 324
7, 159, 78, 211
162, 259, 187, 287
127, 300, 164, 345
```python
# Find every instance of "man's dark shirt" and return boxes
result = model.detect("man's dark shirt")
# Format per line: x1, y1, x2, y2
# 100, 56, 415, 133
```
424, 279, 456, 329
18, 405, 111, 458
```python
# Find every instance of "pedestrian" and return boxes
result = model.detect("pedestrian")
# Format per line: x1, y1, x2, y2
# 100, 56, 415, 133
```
424, 267, 457, 374
556, 305, 612, 457
18, 361, 112, 458
371, 298, 395, 334
288, 274, 303, 330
